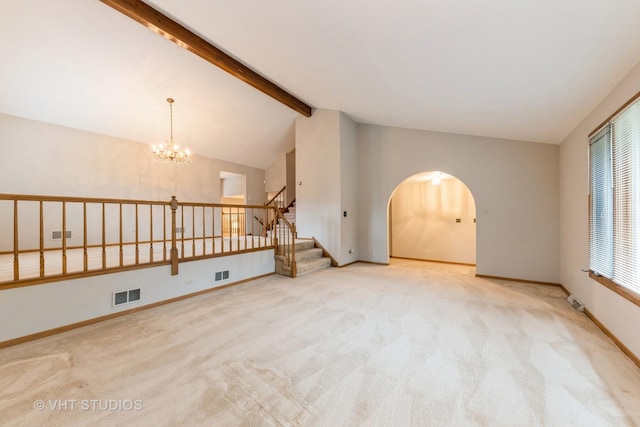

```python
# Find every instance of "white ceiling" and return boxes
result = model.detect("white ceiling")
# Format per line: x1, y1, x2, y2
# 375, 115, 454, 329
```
2, 1, 640, 169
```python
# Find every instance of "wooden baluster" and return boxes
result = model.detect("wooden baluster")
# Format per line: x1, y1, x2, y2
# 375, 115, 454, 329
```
83, 202, 88, 271
232, 207, 236, 251
62, 201, 67, 274
39, 201, 44, 277
264, 208, 268, 247
13, 200, 19, 281
102, 203, 106, 269
135, 203, 139, 265
244, 209, 247, 250
250, 208, 254, 249
163, 205, 167, 261
221, 209, 225, 254
273, 207, 278, 255
262, 208, 266, 242
180, 205, 185, 259
170, 196, 178, 275
289, 221, 292, 264
150, 204, 154, 263
202, 206, 205, 256
236, 207, 240, 252
119, 203, 123, 267
192, 206, 195, 257
291, 223, 297, 278
211, 206, 215, 255
251, 209, 262, 248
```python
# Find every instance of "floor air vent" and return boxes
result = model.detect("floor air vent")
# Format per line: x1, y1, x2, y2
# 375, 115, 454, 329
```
566, 294, 584, 312
113, 289, 141, 306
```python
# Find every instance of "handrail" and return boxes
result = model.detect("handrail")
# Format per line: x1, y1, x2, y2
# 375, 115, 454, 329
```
263, 186, 288, 234
0, 193, 172, 205
265, 186, 286, 208
0, 194, 278, 289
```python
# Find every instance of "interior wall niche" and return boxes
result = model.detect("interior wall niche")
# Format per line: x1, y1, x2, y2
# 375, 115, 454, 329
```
390, 172, 476, 265
220, 171, 246, 204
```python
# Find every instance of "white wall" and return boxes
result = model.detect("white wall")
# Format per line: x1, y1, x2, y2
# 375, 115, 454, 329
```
357, 124, 560, 283
295, 110, 358, 265
221, 175, 246, 198
391, 177, 476, 264
339, 113, 358, 264
265, 153, 286, 194
0, 113, 265, 204
560, 62, 640, 359
295, 110, 342, 259
0, 250, 274, 342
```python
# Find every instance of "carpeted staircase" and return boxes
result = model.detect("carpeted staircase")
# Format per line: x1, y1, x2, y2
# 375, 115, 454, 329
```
283, 204, 296, 225
271, 202, 332, 277
275, 239, 332, 277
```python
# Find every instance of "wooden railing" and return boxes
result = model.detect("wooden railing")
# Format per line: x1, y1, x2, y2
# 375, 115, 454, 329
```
273, 207, 298, 277
0, 194, 277, 289
260, 186, 287, 234
263, 186, 299, 277
266, 186, 286, 210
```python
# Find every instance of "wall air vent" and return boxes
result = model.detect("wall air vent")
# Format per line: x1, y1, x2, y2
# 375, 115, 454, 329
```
214, 270, 230, 281
113, 288, 141, 306
114, 291, 128, 306
51, 230, 72, 240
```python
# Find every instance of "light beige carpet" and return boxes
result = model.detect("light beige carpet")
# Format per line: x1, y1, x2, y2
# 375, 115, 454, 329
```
1, 259, 639, 426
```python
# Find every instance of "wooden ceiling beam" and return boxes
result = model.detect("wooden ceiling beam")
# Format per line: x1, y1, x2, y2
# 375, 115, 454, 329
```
99, 0, 313, 117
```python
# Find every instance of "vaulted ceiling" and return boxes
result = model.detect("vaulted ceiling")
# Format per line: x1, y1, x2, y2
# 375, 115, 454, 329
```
2, 1, 640, 169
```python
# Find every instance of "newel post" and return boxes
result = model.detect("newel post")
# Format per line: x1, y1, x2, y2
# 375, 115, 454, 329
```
170, 196, 179, 275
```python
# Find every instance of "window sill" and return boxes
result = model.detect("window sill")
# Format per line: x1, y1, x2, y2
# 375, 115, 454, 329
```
589, 271, 640, 308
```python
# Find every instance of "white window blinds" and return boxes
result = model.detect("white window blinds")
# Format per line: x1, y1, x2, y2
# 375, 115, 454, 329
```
590, 98, 640, 295
612, 101, 640, 294
589, 129, 612, 277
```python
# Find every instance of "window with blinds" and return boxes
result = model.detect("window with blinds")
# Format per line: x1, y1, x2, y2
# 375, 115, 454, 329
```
589, 98, 640, 296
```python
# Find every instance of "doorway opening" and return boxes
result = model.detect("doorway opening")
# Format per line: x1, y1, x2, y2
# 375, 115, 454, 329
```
389, 171, 476, 266
220, 171, 246, 237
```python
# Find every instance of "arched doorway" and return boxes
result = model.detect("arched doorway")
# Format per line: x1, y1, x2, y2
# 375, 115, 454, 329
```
389, 171, 476, 265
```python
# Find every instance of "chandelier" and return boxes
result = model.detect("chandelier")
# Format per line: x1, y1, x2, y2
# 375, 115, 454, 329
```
151, 98, 191, 164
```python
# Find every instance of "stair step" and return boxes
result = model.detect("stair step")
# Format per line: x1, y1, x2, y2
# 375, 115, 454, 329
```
278, 240, 315, 252
296, 257, 331, 277
273, 232, 331, 278
294, 247, 323, 262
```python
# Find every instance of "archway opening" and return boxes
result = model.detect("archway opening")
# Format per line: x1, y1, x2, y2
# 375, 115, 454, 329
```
389, 171, 476, 266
